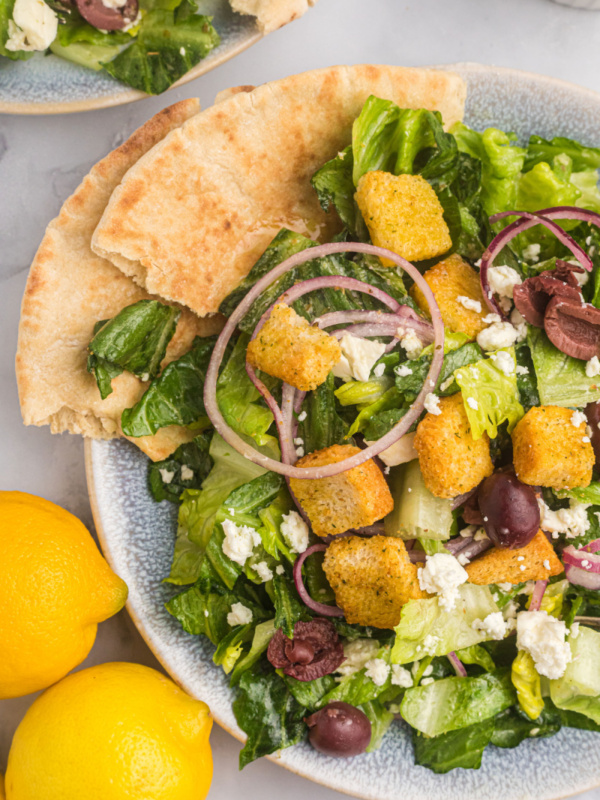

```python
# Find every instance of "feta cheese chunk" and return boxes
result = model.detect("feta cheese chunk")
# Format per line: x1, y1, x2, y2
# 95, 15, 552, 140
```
364, 432, 417, 467
391, 665, 413, 688
158, 469, 174, 484
254, 561, 273, 583
571, 410, 587, 428
364, 657, 390, 687
538, 497, 590, 539
487, 265, 522, 299
180, 465, 194, 481
227, 602, 253, 627
490, 350, 515, 376
477, 321, 519, 351
280, 510, 309, 554
6, 0, 57, 51
457, 295, 482, 313
396, 364, 413, 377
332, 334, 386, 382
586, 356, 600, 378
418, 553, 468, 611
472, 611, 507, 640
516, 610, 571, 679
522, 243, 541, 263
424, 393, 441, 415
336, 639, 380, 678
510, 308, 528, 342
222, 519, 261, 566
398, 328, 423, 360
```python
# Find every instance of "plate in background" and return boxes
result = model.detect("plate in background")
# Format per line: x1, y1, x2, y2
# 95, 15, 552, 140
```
86, 63, 600, 800
0, 0, 261, 115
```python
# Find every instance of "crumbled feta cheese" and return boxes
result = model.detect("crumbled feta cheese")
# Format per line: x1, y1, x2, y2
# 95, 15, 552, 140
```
466, 396, 479, 411
516, 610, 571, 679
439, 375, 455, 392
276, 564, 285, 576
418, 553, 468, 611
204, 609, 209, 617
158, 468, 175, 484
483, 313, 502, 324
222, 520, 261, 566
457, 295, 482, 313
522, 243, 541, 263
543, 559, 551, 571
396, 364, 413, 377
101, 0, 126, 7
474, 528, 489, 541
373, 362, 386, 378
280, 510, 309, 554
336, 639, 380, 678
295, 446, 305, 458
227, 602, 253, 627
422, 634, 440, 656
586, 356, 600, 378
517, 556, 525, 562
497, 582, 514, 592
570, 622, 580, 639
583, 436, 591, 443
364, 657, 390, 686
364, 432, 417, 467
519, 564, 526, 571
332, 334, 387, 382
424, 393, 441, 415
490, 350, 515, 376
254, 561, 273, 582
228, 508, 236, 515
422, 664, 434, 677
538, 497, 591, 539
293, 437, 304, 446
472, 611, 507, 640
420, 677, 435, 686
488, 265, 523, 299
477, 321, 519, 351
571, 410, 587, 428
503, 599, 519, 632
179, 46, 186, 55
529, 727, 541, 737
384, 466, 391, 475
180, 465, 194, 481
5, 0, 57, 51
391, 665, 413, 688
516, 365, 529, 375
398, 328, 423, 360
457, 553, 471, 566
510, 308, 528, 342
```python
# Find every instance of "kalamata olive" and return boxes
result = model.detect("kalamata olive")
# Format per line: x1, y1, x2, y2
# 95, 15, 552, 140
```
585, 402, 600, 463
478, 472, 540, 549
306, 702, 371, 758
75, 0, 138, 32
286, 639, 315, 665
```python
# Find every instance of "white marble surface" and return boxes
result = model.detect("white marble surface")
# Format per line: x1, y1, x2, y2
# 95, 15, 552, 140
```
3, 0, 600, 796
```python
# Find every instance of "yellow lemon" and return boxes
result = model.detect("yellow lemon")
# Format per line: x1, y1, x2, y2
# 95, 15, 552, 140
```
5, 662, 213, 800
0, 491, 127, 698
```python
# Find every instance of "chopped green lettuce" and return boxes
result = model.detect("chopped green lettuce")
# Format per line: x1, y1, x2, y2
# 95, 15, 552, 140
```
385, 459, 454, 541
571, 169, 600, 213
525, 134, 600, 173
516, 161, 580, 212
310, 145, 361, 235
391, 585, 500, 664
401, 668, 516, 737
334, 376, 392, 407
454, 348, 524, 439
50, 38, 123, 70
230, 620, 276, 685
395, 342, 483, 400
528, 327, 600, 407
550, 625, 600, 724
148, 430, 213, 503
298, 374, 349, 453
413, 718, 495, 773
363, 700, 395, 753
556, 482, 600, 505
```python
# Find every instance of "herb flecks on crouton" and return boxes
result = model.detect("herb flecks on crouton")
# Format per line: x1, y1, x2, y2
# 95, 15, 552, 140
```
414, 393, 494, 499
289, 444, 394, 536
512, 405, 594, 490
410, 254, 488, 339
323, 535, 428, 628
246, 303, 341, 392
466, 531, 563, 585
355, 171, 452, 265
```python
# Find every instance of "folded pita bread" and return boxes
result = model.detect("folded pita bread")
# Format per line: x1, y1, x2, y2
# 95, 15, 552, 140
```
16, 99, 223, 462
92, 65, 466, 318
230, 0, 318, 33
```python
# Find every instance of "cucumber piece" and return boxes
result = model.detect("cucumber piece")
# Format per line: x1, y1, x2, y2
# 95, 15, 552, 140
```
384, 459, 453, 540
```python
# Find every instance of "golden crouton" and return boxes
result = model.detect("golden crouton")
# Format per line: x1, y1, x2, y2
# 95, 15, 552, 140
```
414, 393, 494, 499
466, 531, 563, 585
289, 444, 394, 536
512, 406, 594, 490
355, 171, 452, 265
410, 254, 488, 339
246, 303, 341, 392
323, 535, 428, 628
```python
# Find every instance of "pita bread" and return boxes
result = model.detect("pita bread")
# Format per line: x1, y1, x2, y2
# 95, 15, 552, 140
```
230, 0, 318, 33
92, 65, 466, 318
16, 99, 223, 462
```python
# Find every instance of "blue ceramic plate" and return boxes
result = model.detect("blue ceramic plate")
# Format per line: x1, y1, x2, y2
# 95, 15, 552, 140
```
0, 0, 260, 114
86, 63, 600, 800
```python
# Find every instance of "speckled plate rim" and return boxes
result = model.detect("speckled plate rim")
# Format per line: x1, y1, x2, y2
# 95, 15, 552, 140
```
0, 26, 262, 115
85, 62, 600, 800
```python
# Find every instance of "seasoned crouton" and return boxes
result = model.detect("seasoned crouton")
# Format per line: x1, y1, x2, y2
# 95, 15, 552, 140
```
323, 535, 428, 628
414, 393, 494, 499
512, 405, 594, 490
410, 254, 488, 339
246, 303, 341, 392
466, 530, 563, 585
355, 171, 452, 265
289, 444, 394, 536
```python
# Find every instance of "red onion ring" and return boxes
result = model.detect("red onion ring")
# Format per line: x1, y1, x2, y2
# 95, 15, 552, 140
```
528, 580, 548, 612
451, 487, 479, 511
583, 538, 600, 554
565, 562, 600, 591
563, 544, 600, 574
293, 543, 344, 617
447, 651, 467, 677
480, 207, 596, 319
204, 242, 445, 480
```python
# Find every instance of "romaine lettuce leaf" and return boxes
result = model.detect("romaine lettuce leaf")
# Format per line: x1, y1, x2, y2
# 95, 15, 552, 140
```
297, 373, 349, 453
516, 161, 580, 212
571, 169, 600, 213
310, 145, 361, 235
272, 571, 306, 638
391, 585, 500, 664
50, 38, 122, 70
455, 644, 495, 673
351, 96, 406, 185
385, 459, 454, 541
103, 6, 219, 95
550, 625, 600, 724
395, 342, 483, 400
412, 718, 495, 773
334, 376, 392, 407
230, 619, 276, 685
556, 482, 600, 505
528, 327, 600, 407
454, 348, 524, 439
525, 134, 600, 173
283, 674, 337, 711
491, 702, 561, 748
401, 668, 516, 737
87, 299, 180, 399
515, 343, 540, 409
148, 430, 213, 503
363, 700, 395, 753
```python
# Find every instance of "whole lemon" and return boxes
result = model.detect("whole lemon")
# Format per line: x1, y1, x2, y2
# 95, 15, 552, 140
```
5, 662, 213, 800
0, 491, 127, 698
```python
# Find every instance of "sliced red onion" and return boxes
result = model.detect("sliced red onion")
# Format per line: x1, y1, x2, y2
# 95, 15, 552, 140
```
245, 362, 296, 466
316, 308, 434, 343
528, 580, 548, 612
350, 523, 386, 536
447, 651, 467, 677
451, 487, 479, 511
563, 545, 600, 574
583, 538, 600, 554
457, 538, 493, 562
204, 242, 445, 480
293, 544, 344, 617
565, 562, 600, 591
445, 536, 474, 556
480, 207, 595, 319
408, 550, 427, 563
